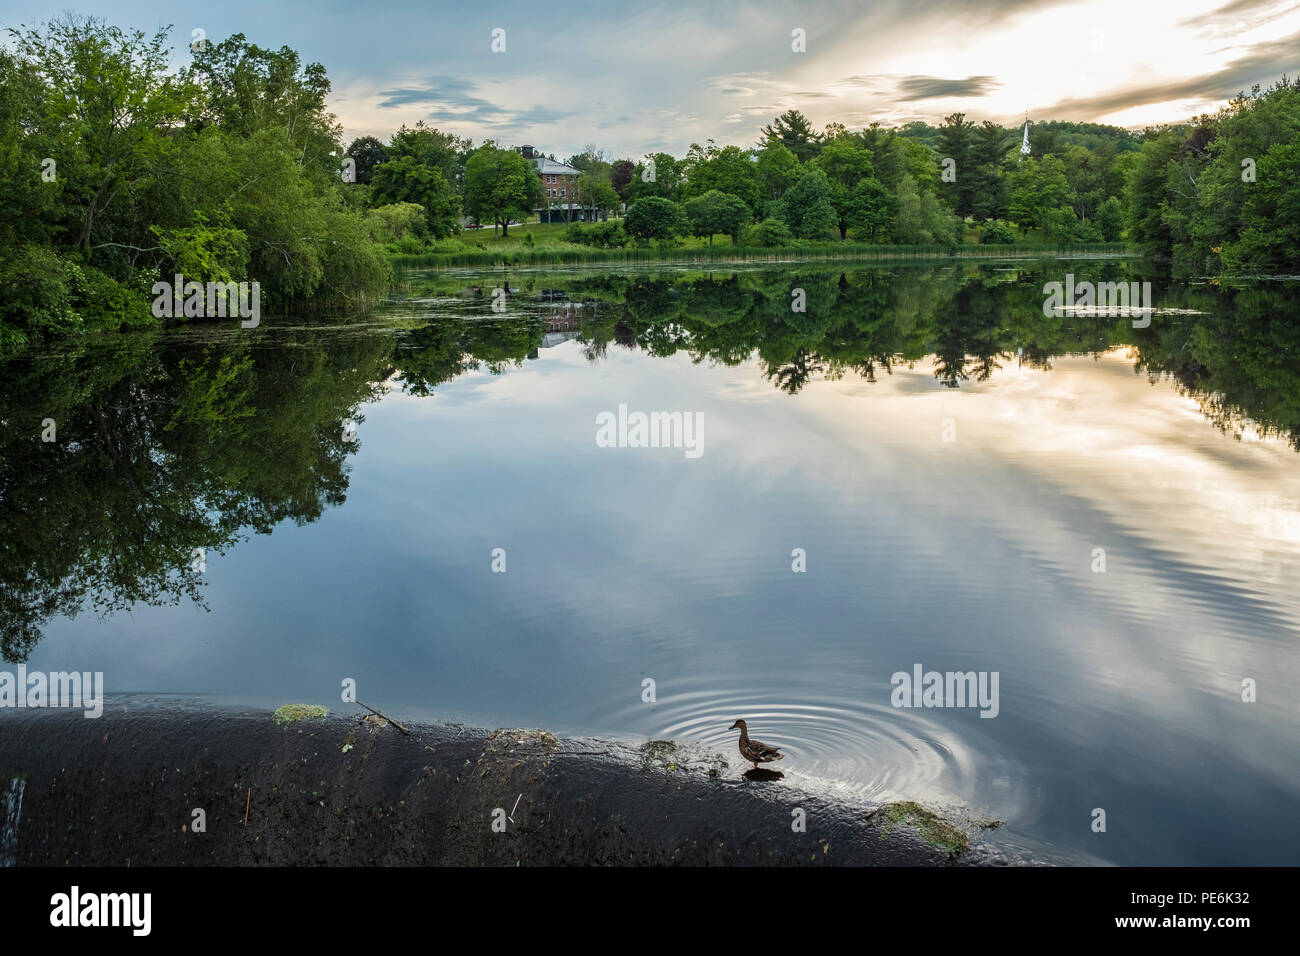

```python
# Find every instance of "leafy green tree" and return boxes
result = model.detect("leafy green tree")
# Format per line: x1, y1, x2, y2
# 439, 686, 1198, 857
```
386, 123, 472, 191
575, 171, 619, 221
814, 137, 877, 238
11, 15, 195, 253
0, 49, 57, 251
370, 156, 460, 236
624, 196, 686, 242
463, 143, 543, 237
345, 136, 389, 184
1123, 130, 1184, 256
625, 152, 684, 202
365, 202, 427, 243
755, 141, 801, 201
683, 190, 751, 245
779, 168, 838, 239
1007, 155, 1072, 233
682, 144, 759, 212
182, 32, 339, 179
891, 173, 959, 246
1094, 196, 1125, 242
1220, 139, 1300, 273
151, 209, 250, 284
1187, 80, 1300, 274
845, 177, 894, 242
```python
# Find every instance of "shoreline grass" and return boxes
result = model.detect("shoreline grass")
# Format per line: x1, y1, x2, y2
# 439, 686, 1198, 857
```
391, 241, 1135, 269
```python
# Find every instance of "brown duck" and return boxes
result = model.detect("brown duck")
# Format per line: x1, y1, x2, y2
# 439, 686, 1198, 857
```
729, 719, 785, 770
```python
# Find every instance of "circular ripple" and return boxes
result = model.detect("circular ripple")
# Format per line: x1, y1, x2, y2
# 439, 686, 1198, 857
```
600, 682, 1013, 806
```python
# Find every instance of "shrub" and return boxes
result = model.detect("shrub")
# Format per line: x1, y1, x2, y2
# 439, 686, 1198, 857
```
70, 264, 152, 330
624, 197, 687, 242
563, 220, 629, 248
740, 217, 793, 247
0, 245, 78, 337
980, 220, 1017, 244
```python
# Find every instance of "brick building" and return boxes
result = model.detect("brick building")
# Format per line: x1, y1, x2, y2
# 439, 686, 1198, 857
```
520, 145, 597, 223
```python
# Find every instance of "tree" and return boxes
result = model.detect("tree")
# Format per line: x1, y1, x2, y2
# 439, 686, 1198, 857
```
682, 144, 759, 212
0, 16, 391, 335
626, 152, 684, 202
779, 168, 838, 239
1094, 196, 1124, 242
12, 15, 195, 252
610, 160, 636, 202
755, 141, 800, 200
0, 48, 57, 251
386, 123, 471, 192
1007, 155, 1072, 233
1123, 129, 1183, 257
938, 112, 976, 218
891, 174, 959, 246
1220, 139, 1300, 273
761, 109, 822, 162
345, 136, 388, 184
683, 190, 750, 246
814, 137, 877, 238
575, 171, 619, 221
967, 121, 1011, 221
624, 196, 686, 242
463, 143, 543, 237
566, 144, 608, 173
182, 31, 339, 178
369, 156, 460, 237
845, 177, 893, 242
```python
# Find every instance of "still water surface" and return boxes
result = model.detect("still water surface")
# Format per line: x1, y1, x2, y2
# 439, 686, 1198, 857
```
4, 261, 1298, 864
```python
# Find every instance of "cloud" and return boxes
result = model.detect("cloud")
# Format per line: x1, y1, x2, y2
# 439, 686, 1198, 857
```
373, 76, 578, 132
1034, 29, 1300, 121
376, 75, 507, 122
894, 75, 1002, 100
1179, 0, 1299, 35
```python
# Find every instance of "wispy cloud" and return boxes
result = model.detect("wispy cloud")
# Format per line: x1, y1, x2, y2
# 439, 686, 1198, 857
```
895, 75, 1001, 101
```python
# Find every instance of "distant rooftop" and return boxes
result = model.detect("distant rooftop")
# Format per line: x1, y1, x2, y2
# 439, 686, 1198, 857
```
533, 156, 580, 176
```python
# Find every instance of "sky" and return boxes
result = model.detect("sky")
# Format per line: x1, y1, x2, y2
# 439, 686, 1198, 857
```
4, 0, 1299, 158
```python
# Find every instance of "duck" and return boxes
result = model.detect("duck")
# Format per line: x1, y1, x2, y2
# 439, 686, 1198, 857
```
729, 719, 784, 770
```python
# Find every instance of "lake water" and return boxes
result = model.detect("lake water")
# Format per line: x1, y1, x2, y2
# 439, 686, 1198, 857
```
3, 259, 1298, 865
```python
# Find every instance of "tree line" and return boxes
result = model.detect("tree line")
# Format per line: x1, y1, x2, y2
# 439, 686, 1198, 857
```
2, 16, 1296, 349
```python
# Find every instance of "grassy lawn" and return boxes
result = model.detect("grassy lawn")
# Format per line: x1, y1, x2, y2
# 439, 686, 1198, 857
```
462, 220, 574, 246
460, 217, 735, 250
392, 214, 1128, 266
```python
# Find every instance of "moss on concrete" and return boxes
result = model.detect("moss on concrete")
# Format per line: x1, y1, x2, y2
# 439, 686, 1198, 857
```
273, 704, 327, 727
882, 801, 971, 859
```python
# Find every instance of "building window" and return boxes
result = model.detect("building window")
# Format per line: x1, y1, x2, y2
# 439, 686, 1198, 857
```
560, 189, 566, 197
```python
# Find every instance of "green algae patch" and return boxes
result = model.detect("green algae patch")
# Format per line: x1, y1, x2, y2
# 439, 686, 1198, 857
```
640, 739, 682, 770
881, 801, 971, 859
640, 739, 729, 776
273, 704, 327, 727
